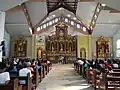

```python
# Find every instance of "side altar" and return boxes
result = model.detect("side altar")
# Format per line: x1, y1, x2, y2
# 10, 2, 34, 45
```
46, 23, 77, 63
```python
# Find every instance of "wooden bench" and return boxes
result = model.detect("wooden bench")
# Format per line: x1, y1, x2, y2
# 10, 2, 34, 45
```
10, 73, 33, 90
113, 69, 120, 72
0, 78, 22, 90
19, 73, 34, 90
99, 72, 120, 90
86, 69, 100, 89
86, 68, 93, 83
32, 70, 40, 88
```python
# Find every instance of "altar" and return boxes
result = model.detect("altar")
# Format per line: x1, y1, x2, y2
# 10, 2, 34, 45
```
46, 22, 77, 63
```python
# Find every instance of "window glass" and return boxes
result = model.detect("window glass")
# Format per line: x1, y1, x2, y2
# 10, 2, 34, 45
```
117, 39, 120, 49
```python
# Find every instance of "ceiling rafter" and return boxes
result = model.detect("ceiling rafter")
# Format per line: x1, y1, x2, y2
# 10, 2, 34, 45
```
46, 0, 78, 15
21, 3, 34, 34
34, 14, 49, 29
103, 6, 120, 13
89, 3, 102, 34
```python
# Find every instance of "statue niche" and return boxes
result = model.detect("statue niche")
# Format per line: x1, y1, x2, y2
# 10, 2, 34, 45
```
96, 36, 109, 58
46, 22, 77, 63
13, 37, 27, 57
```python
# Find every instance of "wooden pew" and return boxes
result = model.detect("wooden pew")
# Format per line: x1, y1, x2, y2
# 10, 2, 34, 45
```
0, 78, 22, 90
10, 73, 33, 90
86, 68, 93, 83
32, 70, 40, 88
113, 69, 120, 72
98, 72, 120, 90
42, 64, 46, 78
86, 68, 100, 89
19, 73, 33, 90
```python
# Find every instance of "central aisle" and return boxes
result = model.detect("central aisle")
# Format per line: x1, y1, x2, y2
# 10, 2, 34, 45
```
36, 64, 93, 90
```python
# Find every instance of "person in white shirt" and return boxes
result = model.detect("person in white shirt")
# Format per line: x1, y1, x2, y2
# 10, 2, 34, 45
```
0, 72, 10, 84
19, 62, 33, 84
0, 62, 10, 84
77, 59, 84, 65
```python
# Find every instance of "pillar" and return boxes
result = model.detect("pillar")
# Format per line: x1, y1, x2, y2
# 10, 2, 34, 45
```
32, 34, 36, 59
0, 11, 5, 62
88, 35, 92, 60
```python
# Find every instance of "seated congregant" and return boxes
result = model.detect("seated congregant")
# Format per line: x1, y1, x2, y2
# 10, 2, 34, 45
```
0, 62, 10, 84
19, 62, 33, 78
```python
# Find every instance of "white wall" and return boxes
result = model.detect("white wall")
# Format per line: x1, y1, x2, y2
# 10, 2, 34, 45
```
4, 30, 10, 58
0, 11, 5, 61
11, 36, 32, 58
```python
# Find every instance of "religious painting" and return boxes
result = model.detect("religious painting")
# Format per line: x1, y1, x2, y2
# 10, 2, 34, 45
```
96, 36, 109, 58
13, 37, 27, 57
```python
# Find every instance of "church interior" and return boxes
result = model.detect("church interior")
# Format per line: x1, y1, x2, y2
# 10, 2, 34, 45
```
0, 0, 120, 90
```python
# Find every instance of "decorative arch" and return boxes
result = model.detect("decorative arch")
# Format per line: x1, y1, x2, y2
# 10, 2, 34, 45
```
80, 47, 86, 59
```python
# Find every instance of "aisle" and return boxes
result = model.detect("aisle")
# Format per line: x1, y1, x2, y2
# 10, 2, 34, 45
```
36, 64, 93, 90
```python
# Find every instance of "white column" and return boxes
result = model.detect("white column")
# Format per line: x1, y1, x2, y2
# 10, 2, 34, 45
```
32, 34, 36, 59
0, 11, 5, 62
88, 35, 92, 60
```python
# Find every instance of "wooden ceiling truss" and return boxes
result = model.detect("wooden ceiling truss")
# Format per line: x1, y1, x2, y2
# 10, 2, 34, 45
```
46, 0, 78, 14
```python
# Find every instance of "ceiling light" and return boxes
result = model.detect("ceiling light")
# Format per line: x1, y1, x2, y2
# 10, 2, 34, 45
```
101, 4, 106, 7
77, 24, 80, 28
65, 18, 68, 22
71, 21, 74, 25
37, 27, 41, 31
55, 18, 58, 22
73, 17, 77, 20
52, 15, 56, 17
47, 23, 49, 26
94, 15, 97, 19
67, 14, 71, 17
92, 21, 95, 25
97, 8, 100, 12
49, 21, 52, 25
83, 27, 86, 31
43, 24, 46, 28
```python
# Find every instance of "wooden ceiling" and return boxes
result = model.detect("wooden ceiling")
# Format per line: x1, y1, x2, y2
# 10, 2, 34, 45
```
46, 0, 78, 14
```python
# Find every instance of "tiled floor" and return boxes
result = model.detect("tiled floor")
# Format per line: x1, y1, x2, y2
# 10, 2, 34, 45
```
36, 64, 93, 90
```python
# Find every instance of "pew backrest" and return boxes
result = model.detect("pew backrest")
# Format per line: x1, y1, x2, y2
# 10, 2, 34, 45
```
0, 78, 19, 90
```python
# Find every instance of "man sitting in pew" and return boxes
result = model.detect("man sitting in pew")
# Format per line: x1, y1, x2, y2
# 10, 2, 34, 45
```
19, 62, 33, 84
0, 62, 10, 84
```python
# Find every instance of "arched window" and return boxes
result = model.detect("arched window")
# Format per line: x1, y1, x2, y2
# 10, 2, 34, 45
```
116, 39, 120, 57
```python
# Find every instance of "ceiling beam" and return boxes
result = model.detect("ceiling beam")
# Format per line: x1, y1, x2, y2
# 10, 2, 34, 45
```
103, 6, 120, 13
89, 3, 102, 34
34, 14, 49, 29
21, 3, 34, 34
